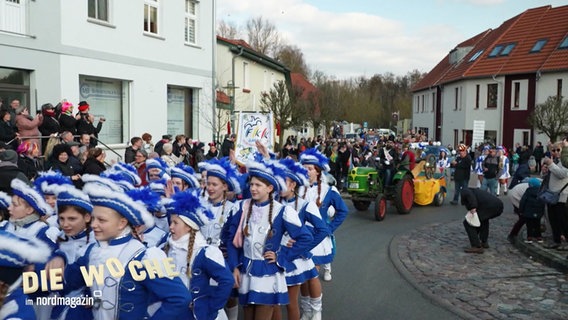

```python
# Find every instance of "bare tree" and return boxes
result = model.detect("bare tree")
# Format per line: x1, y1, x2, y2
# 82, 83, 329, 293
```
275, 44, 310, 78
245, 16, 281, 56
260, 80, 306, 150
529, 95, 568, 142
217, 20, 240, 39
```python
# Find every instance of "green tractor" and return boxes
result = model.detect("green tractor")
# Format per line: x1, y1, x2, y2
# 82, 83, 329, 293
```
347, 166, 414, 221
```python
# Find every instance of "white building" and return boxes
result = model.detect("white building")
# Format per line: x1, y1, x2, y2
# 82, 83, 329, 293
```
0, 0, 215, 160
412, 5, 568, 149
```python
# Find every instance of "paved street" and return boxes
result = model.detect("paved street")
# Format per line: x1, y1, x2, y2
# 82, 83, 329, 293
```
321, 190, 568, 320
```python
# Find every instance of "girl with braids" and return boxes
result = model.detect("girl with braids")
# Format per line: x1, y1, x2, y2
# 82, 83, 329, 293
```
45, 178, 190, 320
50, 185, 95, 320
164, 189, 234, 320
276, 158, 329, 320
0, 230, 51, 319
299, 147, 349, 284
197, 157, 242, 320
228, 159, 313, 320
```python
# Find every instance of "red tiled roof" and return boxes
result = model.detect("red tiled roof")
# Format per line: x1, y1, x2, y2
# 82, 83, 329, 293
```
413, 5, 568, 91
291, 73, 317, 100
216, 35, 254, 50
216, 90, 230, 105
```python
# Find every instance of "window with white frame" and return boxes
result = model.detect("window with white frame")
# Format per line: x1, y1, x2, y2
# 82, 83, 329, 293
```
144, 0, 159, 34
88, 0, 109, 22
511, 80, 528, 110
0, 0, 27, 34
184, 0, 198, 44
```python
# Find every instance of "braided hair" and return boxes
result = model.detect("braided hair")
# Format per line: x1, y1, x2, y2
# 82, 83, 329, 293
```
185, 228, 197, 279
244, 176, 274, 239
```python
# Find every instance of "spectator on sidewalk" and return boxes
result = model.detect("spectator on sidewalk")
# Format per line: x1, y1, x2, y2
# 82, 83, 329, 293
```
509, 156, 537, 190
450, 144, 472, 205
541, 147, 568, 250
124, 136, 142, 164
533, 141, 545, 173
15, 106, 42, 149
75, 101, 104, 148
481, 146, 499, 196
460, 188, 504, 253
220, 133, 235, 158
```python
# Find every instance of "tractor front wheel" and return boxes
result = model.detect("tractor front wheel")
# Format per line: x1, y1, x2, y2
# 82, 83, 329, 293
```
374, 195, 387, 221
394, 175, 414, 214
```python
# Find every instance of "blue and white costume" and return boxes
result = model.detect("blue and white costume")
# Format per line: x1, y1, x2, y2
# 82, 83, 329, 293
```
56, 179, 191, 320
280, 197, 328, 285
0, 230, 52, 320
230, 199, 313, 305
165, 188, 234, 320
33, 170, 74, 229
142, 226, 168, 248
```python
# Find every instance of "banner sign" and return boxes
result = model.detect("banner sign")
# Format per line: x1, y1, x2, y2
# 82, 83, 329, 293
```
235, 112, 274, 164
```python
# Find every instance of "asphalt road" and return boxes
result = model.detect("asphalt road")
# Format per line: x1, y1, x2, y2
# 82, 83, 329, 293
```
321, 198, 462, 320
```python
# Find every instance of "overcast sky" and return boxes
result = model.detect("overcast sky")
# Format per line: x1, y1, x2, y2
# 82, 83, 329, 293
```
217, 0, 568, 79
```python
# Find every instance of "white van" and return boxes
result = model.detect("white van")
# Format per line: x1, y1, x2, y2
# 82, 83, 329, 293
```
377, 128, 396, 137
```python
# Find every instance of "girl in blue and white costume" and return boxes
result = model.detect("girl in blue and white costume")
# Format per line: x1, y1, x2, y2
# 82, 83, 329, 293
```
299, 148, 348, 283
170, 162, 201, 192
33, 170, 74, 228
497, 146, 511, 196
126, 187, 168, 249
278, 158, 329, 320
45, 177, 190, 320
164, 189, 234, 320
475, 145, 490, 188
0, 230, 52, 320
2, 179, 60, 320
228, 158, 313, 320
198, 157, 242, 320
50, 185, 95, 320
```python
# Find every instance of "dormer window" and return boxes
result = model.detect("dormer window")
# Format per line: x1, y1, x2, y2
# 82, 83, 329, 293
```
500, 43, 516, 56
559, 36, 568, 49
530, 39, 547, 53
488, 45, 504, 57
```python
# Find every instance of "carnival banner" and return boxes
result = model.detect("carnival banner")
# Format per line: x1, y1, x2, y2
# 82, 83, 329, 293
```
235, 112, 274, 164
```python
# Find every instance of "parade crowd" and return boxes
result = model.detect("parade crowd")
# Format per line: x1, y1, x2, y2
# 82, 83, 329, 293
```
1, 97, 567, 319
0, 100, 349, 320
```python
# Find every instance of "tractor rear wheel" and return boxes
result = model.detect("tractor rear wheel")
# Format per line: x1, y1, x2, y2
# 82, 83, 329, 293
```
394, 175, 414, 214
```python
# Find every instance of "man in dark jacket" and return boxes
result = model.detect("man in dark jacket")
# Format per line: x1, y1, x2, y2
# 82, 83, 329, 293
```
482, 146, 499, 196
154, 134, 171, 156
220, 134, 236, 158
0, 150, 30, 194
75, 101, 104, 148
460, 187, 504, 253
450, 144, 472, 205
124, 136, 142, 164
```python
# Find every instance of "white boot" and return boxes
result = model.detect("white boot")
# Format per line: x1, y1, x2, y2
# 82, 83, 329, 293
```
503, 184, 508, 195
300, 295, 312, 320
310, 295, 322, 320
322, 263, 332, 281
225, 305, 238, 320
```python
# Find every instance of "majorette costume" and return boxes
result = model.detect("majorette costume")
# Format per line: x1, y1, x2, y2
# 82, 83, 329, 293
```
33, 170, 74, 228
57, 178, 190, 320
164, 190, 234, 320
228, 158, 313, 305
169, 162, 201, 191
126, 187, 168, 249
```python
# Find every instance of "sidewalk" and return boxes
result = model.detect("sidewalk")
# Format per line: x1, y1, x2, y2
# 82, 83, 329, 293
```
390, 212, 568, 320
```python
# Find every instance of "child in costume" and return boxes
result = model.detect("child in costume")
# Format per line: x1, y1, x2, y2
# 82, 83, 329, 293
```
277, 158, 329, 320
299, 148, 348, 283
50, 185, 95, 320
170, 162, 201, 192
126, 186, 168, 248
164, 189, 234, 320
46, 178, 190, 319
33, 170, 74, 228
198, 157, 242, 320
0, 230, 52, 319
228, 158, 313, 320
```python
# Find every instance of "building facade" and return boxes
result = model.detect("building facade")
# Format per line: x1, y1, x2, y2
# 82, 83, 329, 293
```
412, 5, 568, 150
1, 0, 215, 160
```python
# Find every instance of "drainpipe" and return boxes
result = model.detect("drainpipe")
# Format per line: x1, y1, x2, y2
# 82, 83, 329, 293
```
230, 46, 244, 133
211, 0, 217, 143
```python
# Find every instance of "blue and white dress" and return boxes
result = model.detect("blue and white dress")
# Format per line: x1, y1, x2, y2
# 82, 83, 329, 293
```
51, 229, 95, 320
280, 197, 329, 286
201, 199, 239, 247
498, 155, 511, 180
228, 199, 313, 305
60, 230, 190, 319
303, 182, 348, 265
167, 232, 234, 320
0, 279, 36, 320
475, 154, 486, 176
142, 225, 168, 248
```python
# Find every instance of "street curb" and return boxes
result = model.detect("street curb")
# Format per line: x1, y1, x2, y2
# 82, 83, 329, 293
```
388, 235, 479, 320
513, 231, 568, 273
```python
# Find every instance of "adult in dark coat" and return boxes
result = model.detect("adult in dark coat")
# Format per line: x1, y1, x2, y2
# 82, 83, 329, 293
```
57, 101, 77, 135
38, 103, 61, 152
450, 144, 473, 204
75, 101, 104, 148
460, 187, 504, 253
154, 134, 172, 156
532, 141, 545, 173
220, 134, 235, 158
0, 110, 19, 149
509, 157, 537, 190
48, 144, 82, 188
0, 150, 30, 194
82, 147, 107, 175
